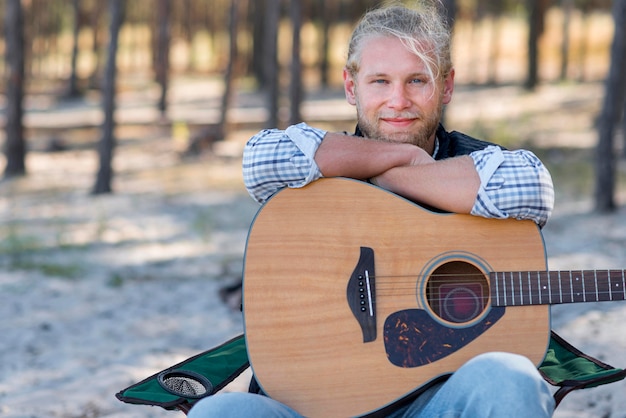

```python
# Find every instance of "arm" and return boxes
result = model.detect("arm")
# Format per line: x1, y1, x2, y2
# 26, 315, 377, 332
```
242, 122, 427, 203
467, 146, 554, 227
370, 155, 480, 214
242, 123, 326, 204
313, 132, 432, 179
372, 145, 554, 226
317, 135, 480, 214
243, 124, 554, 226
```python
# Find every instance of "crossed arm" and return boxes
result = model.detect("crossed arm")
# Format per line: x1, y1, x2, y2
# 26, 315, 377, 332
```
314, 132, 480, 214
242, 123, 554, 227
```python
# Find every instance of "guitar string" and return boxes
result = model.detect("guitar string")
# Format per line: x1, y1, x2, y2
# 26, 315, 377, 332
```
371, 289, 619, 303
364, 273, 622, 302
361, 271, 626, 278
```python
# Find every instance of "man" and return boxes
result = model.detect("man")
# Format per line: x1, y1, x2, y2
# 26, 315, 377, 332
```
190, 2, 555, 417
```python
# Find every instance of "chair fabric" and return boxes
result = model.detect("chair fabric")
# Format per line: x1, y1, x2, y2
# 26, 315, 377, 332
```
116, 334, 249, 413
539, 331, 626, 406
116, 331, 625, 414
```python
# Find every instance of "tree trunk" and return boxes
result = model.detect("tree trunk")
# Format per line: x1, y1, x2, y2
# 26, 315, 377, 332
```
525, 0, 548, 90
263, 0, 281, 128
218, 0, 240, 133
319, 0, 334, 88
155, 0, 170, 115
594, 0, 626, 213
251, 0, 265, 86
66, 0, 82, 97
89, 0, 105, 88
3, 0, 26, 178
559, 0, 573, 81
623, 98, 626, 158
186, 0, 241, 156
289, 0, 303, 125
93, 0, 124, 195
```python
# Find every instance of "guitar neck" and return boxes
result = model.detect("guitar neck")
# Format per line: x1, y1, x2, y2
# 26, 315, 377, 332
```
490, 270, 626, 306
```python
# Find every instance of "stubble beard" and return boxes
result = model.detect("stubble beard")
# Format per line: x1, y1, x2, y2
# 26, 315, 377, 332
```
356, 100, 443, 151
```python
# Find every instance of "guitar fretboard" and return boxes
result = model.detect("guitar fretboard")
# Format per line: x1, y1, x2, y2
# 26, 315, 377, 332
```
490, 270, 626, 307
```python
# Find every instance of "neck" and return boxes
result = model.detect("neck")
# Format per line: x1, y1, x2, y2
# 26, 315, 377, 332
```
490, 269, 626, 306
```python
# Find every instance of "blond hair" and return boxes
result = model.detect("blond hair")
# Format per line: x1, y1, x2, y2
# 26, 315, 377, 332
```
345, 1, 452, 83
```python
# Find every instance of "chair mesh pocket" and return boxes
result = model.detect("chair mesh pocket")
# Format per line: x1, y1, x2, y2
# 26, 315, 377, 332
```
158, 370, 213, 398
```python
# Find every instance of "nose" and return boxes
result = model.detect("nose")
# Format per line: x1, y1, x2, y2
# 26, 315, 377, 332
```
387, 84, 412, 110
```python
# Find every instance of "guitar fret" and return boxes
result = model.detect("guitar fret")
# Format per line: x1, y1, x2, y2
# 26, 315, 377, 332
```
600, 270, 614, 302
547, 271, 552, 304
615, 270, 624, 300
552, 271, 564, 304
597, 270, 609, 302
594, 270, 599, 301
510, 272, 516, 306
491, 271, 500, 306
572, 271, 584, 302
517, 271, 524, 306
575, 271, 583, 301
537, 272, 542, 304
608, 270, 618, 300
611, 270, 626, 300
503, 272, 508, 305
512, 272, 517, 305
538, 271, 551, 304
560, 270, 572, 303
495, 272, 503, 306
498, 272, 502, 306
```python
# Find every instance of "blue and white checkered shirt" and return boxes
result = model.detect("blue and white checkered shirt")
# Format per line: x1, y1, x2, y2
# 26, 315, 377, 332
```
243, 122, 554, 227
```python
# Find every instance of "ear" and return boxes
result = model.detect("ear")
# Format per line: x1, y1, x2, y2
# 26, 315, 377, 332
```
343, 68, 357, 106
441, 68, 455, 105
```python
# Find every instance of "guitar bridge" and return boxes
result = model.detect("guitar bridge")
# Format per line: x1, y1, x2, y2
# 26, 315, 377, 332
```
346, 247, 376, 343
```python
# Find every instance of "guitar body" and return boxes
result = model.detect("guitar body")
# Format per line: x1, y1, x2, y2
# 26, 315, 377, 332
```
243, 178, 550, 417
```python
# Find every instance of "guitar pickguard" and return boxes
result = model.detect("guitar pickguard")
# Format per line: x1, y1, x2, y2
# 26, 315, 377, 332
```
383, 307, 505, 368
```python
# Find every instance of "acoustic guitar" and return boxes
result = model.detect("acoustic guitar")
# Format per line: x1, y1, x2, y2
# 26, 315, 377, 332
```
242, 177, 625, 417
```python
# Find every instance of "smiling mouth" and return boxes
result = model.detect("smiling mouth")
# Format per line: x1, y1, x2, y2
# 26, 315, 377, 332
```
381, 118, 417, 127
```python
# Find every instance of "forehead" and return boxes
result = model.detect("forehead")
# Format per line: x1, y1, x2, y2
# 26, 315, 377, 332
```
357, 35, 432, 76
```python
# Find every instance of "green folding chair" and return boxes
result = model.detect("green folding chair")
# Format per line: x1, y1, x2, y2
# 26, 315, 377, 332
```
116, 331, 626, 415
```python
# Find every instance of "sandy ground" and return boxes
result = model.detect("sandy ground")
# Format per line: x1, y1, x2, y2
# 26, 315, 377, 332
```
1, 80, 626, 417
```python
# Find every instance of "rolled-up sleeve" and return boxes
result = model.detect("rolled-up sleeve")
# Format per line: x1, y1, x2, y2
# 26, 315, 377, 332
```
242, 123, 326, 203
469, 145, 554, 227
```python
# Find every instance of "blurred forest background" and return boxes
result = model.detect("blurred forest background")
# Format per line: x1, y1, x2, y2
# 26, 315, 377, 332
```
1, 0, 625, 205
2, 2, 626, 416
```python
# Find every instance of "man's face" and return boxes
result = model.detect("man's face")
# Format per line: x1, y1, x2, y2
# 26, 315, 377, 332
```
343, 35, 454, 154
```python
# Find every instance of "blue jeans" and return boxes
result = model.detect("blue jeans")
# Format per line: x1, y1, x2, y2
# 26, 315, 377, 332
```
188, 352, 555, 418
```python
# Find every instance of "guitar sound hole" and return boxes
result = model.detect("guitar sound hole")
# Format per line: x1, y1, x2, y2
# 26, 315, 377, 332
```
426, 261, 489, 324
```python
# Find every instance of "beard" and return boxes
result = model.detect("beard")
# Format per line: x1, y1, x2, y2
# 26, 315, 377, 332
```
355, 99, 443, 151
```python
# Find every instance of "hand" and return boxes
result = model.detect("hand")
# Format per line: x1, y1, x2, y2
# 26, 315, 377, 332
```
370, 145, 434, 188
406, 145, 435, 166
